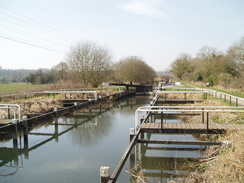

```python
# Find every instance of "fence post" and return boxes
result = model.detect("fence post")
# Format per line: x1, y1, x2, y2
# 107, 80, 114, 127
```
236, 98, 238, 107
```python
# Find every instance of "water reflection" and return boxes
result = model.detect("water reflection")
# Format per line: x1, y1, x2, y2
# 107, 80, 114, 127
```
0, 96, 151, 182
0, 96, 207, 183
0, 102, 114, 177
129, 118, 206, 183
64, 112, 113, 146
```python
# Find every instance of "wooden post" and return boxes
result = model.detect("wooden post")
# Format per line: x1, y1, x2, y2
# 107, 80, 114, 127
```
129, 128, 135, 142
99, 96, 102, 112
23, 115, 29, 159
140, 114, 144, 125
89, 99, 92, 112
161, 112, 163, 131
54, 108, 58, 123
230, 96, 231, 105
12, 118, 18, 161
54, 123, 59, 142
202, 108, 204, 124
100, 166, 110, 183
8, 106, 10, 119
129, 128, 136, 165
206, 112, 209, 133
12, 124, 18, 164
236, 98, 238, 107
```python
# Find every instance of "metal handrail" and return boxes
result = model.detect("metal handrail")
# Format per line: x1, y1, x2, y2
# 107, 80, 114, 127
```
0, 106, 16, 120
157, 91, 216, 93
135, 106, 244, 132
0, 104, 21, 121
44, 90, 98, 100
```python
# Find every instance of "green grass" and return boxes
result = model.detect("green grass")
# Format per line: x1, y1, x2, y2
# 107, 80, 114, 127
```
165, 83, 198, 91
0, 83, 44, 95
187, 83, 244, 98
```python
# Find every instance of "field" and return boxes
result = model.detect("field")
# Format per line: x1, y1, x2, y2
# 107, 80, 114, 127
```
0, 83, 45, 95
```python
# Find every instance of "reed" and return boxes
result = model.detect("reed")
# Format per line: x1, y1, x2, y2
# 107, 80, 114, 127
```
175, 130, 244, 183
168, 99, 244, 183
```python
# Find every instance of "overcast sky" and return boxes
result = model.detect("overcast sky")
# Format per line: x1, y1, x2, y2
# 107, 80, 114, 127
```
0, 0, 243, 71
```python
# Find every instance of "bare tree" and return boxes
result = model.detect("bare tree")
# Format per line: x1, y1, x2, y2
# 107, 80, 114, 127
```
64, 41, 112, 87
227, 37, 244, 72
169, 53, 192, 80
114, 56, 155, 84
51, 62, 69, 81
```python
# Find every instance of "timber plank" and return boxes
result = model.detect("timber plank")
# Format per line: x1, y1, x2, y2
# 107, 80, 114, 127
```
140, 122, 243, 134
0, 119, 12, 124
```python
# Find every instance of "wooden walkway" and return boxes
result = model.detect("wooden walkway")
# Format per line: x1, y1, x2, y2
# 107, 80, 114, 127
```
157, 99, 202, 104
0, 119, 12, 125
140, 122, 244, 134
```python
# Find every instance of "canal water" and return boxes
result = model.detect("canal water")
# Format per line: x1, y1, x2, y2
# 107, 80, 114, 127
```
0, 96, 205, 183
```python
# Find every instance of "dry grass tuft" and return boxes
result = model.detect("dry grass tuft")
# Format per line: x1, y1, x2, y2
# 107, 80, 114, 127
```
126, 163, 151, 183
20, 97, 61, 114
0, 97, 61, 119
167, 97, 244, 183
179, 130, 244, 183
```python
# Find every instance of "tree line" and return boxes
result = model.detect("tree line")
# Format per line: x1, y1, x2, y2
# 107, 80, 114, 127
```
22, 41, 156, 87
0, 67, 36, 84
169, 36, 244, 89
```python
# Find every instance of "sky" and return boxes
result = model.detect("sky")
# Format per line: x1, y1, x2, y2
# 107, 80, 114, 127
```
0, 0, 244, 71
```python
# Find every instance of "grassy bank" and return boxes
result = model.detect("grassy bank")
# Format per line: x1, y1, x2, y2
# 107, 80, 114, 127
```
0, 82, 119, 119
186, 82, 244, 98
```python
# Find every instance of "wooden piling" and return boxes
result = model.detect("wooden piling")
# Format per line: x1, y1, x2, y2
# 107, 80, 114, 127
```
129, 128, 135, 142
54, 108, 58, 123
100, 166, 110, 183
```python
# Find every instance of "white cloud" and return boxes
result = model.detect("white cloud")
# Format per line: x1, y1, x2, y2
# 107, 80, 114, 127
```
119, 0, 170, 19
